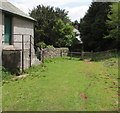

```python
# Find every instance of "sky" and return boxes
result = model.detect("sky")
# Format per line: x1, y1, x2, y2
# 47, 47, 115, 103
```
8, 0, 92, 22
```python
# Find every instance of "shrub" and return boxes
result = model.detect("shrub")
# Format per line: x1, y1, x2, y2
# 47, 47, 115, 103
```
37, 42, 47, 48
46, 45, 54, 48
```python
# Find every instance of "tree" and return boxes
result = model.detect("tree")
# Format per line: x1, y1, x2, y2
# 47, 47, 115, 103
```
79, 2, 112, 52
105, 2, 120, 49
52, 19, 75, 47
29, 5, 74, 47
72, 20, 79, 26
55, 8, 71, 24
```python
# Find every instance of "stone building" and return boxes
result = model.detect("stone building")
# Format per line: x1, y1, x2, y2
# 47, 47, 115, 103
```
0, 0, 40, 72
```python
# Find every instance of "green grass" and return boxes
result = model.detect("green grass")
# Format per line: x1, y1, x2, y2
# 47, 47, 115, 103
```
2, 57, 118, 111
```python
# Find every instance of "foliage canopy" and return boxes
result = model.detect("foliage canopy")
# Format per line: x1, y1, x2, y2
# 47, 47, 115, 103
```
105, 2, 120, 49
79, 2, 114, 52
30, 5, 75, 48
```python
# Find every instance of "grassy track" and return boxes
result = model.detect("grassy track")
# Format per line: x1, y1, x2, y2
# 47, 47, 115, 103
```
2, 57, 118, 111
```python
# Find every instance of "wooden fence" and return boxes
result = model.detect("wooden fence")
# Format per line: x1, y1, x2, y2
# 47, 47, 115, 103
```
67, 49, 118, 61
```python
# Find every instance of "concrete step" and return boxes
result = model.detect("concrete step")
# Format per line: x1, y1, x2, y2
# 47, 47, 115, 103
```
3, 45, 21, 50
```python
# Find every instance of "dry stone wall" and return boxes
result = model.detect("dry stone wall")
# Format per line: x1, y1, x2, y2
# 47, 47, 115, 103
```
42, 48, 69, 59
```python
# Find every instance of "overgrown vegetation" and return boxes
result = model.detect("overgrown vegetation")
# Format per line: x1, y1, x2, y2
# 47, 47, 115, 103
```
2, 56, 118, 111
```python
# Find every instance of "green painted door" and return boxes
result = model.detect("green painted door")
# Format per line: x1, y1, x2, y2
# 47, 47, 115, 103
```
4, 15, 12, 45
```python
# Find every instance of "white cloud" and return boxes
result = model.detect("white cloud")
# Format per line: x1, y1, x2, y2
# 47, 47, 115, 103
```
11, 2, 29, 14
9, 0, 91, 21
65, 6, 89, 22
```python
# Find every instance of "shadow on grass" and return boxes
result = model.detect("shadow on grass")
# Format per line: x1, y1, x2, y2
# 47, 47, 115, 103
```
62, 56, 83, 61
62, 52, 118, 64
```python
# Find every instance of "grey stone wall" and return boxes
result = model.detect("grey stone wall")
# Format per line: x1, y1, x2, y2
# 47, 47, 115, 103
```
42, 48, 69, 59
2, 50, 21, 72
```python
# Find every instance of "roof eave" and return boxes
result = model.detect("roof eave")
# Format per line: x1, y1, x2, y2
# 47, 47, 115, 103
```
1, 9, 37, 22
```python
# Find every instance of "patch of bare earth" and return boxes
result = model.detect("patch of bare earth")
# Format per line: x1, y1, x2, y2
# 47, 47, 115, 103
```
100, 107, 107, 111
79, 106, 86, 110
13, 74, 29, 79
80, 93, 88, 100
84, 59, 92, 64
87, 74, 92, 78
117, 108, 120, 112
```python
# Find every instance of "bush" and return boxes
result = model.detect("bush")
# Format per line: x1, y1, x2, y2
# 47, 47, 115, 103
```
37, 42, 47, 48
37, 43, 54, 49
46, 45, 54, 48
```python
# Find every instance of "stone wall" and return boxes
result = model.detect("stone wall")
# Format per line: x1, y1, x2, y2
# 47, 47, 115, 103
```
2, 50, 21, 72
42, 48, 69, 59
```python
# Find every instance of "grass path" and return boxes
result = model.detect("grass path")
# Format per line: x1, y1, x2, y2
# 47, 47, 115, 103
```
3, 57, 118, 111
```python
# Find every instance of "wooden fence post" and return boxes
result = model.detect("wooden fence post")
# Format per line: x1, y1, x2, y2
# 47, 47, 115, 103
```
91, 51, 93, 60
81, 44, 84, 60
81, 51, 84, 60
115, 49, 118, 58
70, 52, 72, 59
